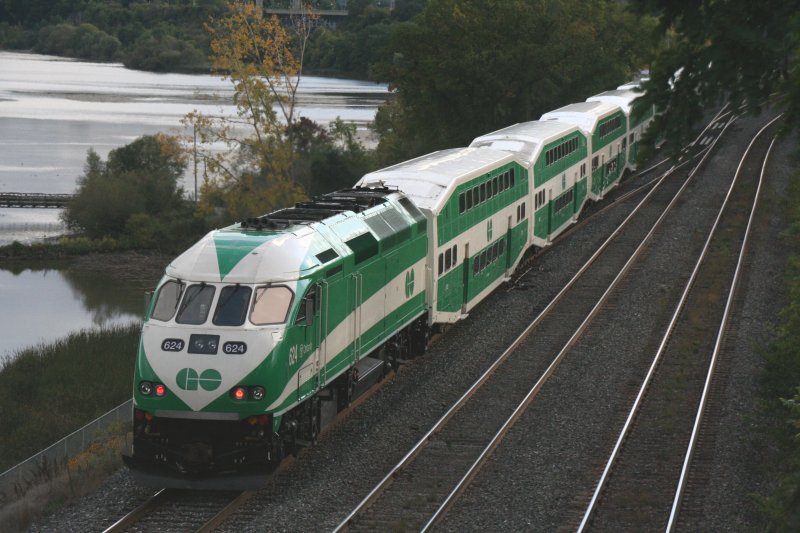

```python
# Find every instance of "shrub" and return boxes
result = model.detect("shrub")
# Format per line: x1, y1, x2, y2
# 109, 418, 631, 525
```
34, 23, 121, 62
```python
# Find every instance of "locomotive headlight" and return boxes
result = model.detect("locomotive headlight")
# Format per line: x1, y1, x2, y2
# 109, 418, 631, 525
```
250, 386, 265, 401
139, 381, 153, 396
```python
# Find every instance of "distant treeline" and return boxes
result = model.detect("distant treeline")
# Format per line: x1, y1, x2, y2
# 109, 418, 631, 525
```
0, 0, 425, 77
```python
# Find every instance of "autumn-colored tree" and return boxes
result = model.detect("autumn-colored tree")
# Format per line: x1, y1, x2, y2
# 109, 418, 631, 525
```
184, 0, 316, 222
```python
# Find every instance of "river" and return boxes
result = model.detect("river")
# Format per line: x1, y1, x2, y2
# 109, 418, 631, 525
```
0, 51, 388, 360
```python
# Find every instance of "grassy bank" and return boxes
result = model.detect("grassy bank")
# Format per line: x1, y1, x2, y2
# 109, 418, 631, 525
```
0, 325, 140, 473
758, 171, 800, 530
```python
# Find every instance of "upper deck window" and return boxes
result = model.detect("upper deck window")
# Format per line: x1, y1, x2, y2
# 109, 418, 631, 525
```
250, 286, 294, 325
213, 285, 252, 326
176, 284, 216, 325
150, 280, 184, 322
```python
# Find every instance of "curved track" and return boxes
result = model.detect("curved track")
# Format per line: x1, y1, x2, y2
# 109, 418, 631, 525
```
576, 115, 781, 532
333, 111, 734, 532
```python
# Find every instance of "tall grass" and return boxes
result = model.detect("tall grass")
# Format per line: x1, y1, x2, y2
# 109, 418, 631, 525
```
758, 171, 800, 530
0, 324, 140, 472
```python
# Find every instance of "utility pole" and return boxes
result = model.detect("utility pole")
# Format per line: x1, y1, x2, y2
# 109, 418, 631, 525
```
193, 124, 198, 204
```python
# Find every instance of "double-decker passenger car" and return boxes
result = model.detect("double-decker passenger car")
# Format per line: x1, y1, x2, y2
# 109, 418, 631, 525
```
470, 120, 588, 247
357, 147, 529, 323
541, 101, 629, 200
587, 86, 655, 169
126, 80, 654, 488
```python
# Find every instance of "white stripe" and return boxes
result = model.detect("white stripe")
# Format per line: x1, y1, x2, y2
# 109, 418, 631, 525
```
266, 257, 427, 412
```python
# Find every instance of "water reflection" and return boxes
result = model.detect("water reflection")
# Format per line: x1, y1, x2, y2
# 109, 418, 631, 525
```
0, 263, 144, 360
0, 208, 67, 245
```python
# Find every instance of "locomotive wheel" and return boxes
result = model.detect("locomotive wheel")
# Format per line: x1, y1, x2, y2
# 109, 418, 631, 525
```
337, 371, 355, 410
377, 346, 390, 378
410, 316, 429, 356
309, 396, 321, 445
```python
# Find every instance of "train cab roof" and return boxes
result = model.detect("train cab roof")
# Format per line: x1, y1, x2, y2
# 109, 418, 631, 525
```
540, 100, 621, 134
586, 89, 642, 115
469, 120, 581, 166
356, 147, 516, 214
165, 187, 421, 284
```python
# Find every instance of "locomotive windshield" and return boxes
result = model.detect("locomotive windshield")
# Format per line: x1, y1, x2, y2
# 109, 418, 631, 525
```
176, 284, 216, 325
150, 280, 184, 321
149, 281, 293, 326
213, 285, 252, 326
250, 286, 293, 325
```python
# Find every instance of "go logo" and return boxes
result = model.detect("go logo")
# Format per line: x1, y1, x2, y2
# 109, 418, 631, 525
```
175, 368, 222, 391
405, 269, 415, 298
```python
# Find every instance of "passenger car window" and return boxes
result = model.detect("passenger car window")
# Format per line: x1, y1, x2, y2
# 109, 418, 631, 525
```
251, 286, 294, 325
213, 285, 252, 326
151, 280, 184, 321
176, 284, 216, 325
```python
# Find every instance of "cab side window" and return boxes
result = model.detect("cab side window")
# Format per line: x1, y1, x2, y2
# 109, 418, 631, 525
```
295, 286, 317, 325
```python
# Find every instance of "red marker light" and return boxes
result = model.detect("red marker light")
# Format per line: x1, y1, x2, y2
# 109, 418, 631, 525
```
155, 384, 166, 397
233, 387, 246, 401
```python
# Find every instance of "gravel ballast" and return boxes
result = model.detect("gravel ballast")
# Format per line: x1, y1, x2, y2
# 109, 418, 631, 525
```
28, 112, 793, 532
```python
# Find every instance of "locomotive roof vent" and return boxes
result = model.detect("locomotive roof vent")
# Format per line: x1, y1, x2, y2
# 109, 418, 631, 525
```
239, 186, 397, 229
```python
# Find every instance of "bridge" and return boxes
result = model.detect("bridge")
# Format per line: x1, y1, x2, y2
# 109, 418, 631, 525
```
259, 0, 395, 17
0, 192, 73, 208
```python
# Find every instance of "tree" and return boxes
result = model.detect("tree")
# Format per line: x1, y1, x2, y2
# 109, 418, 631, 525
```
183, 0, 316, 221
62, 134, 190, 246
631, 0, 800, 152
373, 0, 655, 164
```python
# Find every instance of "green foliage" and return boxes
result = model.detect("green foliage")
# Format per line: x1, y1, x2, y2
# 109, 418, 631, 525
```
632, 0, 800, 154
0, 325, 140, 472
61, 134, 202, 251
372, 0, 656, 164
0, 0, 225, 72
125, 32, 207, 72
35, 22, 121, 61
304, 0, 426, 79
289, 117, 374, 195
0, 21, 36, 49
758, 171, 800, 530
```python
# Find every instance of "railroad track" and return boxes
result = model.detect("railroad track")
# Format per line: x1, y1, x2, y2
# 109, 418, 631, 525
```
333, 111, 735, 532
576, 115, 782, 532
101, 110, 731, 533
102, 488, 252, 533
508, 108, 732, 288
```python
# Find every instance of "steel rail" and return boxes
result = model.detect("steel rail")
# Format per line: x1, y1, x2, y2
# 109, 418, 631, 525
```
196, 490, 254, 533
665, 134, 778, 532
102, 488, 250, 533
101, 488, 170, 533
509, 108, 733, 287
333, 111, 734, 533
576, 114, 783, 533
419, 113, 738, 533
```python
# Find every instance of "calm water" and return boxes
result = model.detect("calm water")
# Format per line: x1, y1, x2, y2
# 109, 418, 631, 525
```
0, 51, 388, 245
0, 51, 388, 195
0, 51, 388, 358
0, 264, 145, 361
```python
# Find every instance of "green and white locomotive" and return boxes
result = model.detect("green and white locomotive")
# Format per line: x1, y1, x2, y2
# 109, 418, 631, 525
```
126, 187, 430, 486
126, 81, 654, 487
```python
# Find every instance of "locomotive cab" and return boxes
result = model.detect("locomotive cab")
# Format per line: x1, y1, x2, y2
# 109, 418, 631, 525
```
125, 274, 308, 487
125, 187, 430, 488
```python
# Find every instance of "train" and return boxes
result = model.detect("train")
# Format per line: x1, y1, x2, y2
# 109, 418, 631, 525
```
123, 82, 654, 488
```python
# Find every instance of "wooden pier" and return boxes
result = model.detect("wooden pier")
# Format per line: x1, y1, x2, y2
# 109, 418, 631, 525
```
0, 192, 74, 208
